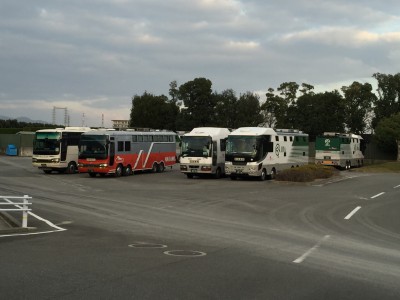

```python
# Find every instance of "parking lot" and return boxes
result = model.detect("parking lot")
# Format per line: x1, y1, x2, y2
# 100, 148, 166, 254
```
1, 156, 400, 299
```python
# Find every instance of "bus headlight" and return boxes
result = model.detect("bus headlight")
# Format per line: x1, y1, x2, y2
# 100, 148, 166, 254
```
180, 165, 188, 171
51, 158, 60, 163
32, 158, 37, 162
99, 164, 108, 168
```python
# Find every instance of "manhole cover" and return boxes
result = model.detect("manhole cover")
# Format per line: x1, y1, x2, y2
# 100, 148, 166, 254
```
163, 250, 207, 257
128, 242, 167, 249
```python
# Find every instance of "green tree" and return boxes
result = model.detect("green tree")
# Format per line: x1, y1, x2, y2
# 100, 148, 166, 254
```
374, 112, 400, 156
130, 92, 179, 130
178, 78, 215, 127
235, 92, 263, 127
372, 72, 400, 128
261, 88, 287, 127
341, 81, 375, 134
169, 80, 179, 103
213, 89, 238, 128
293, 91, 345, 139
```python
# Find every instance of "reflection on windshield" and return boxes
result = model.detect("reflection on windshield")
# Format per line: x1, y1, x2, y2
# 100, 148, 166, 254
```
79, 136, 108, 159
181, 136, 212, 158
226, 136, 258, 156
33, 132, 60, 155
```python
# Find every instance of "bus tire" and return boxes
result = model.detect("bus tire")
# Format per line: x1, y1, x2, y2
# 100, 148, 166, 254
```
115, 164, 123, 177
67, 162, 77, 174
268, 168, 276, 180
259, 169, 267, 181
157, 162, 165, 173
152, 163, 158, 173
214, 167, 222, 179
123, 165, 132, 176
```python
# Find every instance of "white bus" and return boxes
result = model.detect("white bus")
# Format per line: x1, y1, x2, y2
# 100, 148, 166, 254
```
179, 127, 231, 178
315, 132, 364, 169
225, 127, 309, 180
32, 127, 93, 174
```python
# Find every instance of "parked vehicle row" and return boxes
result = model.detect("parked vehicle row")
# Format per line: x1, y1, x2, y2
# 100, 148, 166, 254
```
31, 127, 365, 180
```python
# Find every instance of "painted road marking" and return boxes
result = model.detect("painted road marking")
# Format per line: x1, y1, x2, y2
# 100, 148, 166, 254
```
0, 198, 67, 238
370, 192, 385, 199
394, 185, 400, 189
344, 206, 362, 220
293, 235, 330, 264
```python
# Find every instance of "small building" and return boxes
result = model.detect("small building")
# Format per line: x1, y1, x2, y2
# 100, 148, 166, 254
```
111, 120, 129, 130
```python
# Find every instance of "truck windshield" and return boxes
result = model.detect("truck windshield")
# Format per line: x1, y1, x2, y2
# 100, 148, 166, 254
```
33, 132, 61, 155
181, 136, 212, 158
226, 136, 259, 156
79, 135, 108, 159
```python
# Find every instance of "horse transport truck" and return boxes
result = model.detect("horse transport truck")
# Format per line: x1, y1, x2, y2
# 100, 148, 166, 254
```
225, 127, 309, 180
315, 132, 364, 169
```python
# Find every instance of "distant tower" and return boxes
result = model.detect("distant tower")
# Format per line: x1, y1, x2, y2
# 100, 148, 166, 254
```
52, 106, 68, 126
82, 113, 85, 127
101, 114, 104, 128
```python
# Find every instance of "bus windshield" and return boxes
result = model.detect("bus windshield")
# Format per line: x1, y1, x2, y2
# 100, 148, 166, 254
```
226, 136, 260, 158
181, 136, 212, 158
33, 132, 61, 155
79, 135, 108, 159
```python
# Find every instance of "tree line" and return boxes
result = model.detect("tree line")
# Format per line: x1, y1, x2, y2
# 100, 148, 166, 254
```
130, 73, 400, 152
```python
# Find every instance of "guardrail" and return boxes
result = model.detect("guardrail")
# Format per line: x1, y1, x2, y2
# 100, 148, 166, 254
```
0, 195, 32, 228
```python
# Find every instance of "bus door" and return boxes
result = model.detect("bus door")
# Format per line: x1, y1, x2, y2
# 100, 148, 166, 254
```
212, 141, 217, 166
109, 142, 115, 166
60, 135, 67, 161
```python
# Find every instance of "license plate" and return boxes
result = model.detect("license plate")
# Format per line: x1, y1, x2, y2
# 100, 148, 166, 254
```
191, 169, 198, 173
323, 160, 333, 165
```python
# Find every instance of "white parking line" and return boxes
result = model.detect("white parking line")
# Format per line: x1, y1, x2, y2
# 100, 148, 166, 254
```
394, 185, 400, 189
0, 207, 67, 238
344, 206, 361, 220
370, 192, 385, 199
293, 235, 330, 264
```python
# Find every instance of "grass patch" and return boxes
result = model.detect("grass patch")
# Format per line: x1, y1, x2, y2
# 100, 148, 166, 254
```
353, 161, 400, 173
275, 164, 337, 182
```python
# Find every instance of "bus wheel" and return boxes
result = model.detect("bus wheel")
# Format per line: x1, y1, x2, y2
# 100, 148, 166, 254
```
157, 162, 165, 173
115, 164, 123, 177
89, 172, 96, 177
214, 167, 221, 179
268, 168, 276, 180
123, 165, 132, 176
67, 162, 77, 174
152, 163, 158, 173
259, 169, 267, 181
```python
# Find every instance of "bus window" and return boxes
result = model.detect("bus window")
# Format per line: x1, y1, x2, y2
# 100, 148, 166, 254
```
163, 135, 168, 142
125, 141, 131, 151
118, 141, 124, 151
138, 135, 143, 142
132, 135, 137, 142
143, 136, 148, 142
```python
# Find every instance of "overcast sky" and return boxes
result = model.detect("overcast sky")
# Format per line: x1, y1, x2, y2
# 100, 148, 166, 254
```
1, 0, 400, 127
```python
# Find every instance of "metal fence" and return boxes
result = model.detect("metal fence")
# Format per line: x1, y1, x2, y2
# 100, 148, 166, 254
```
0, 195, 32, 228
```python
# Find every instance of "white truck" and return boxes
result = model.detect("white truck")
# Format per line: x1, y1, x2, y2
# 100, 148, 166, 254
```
179, 127, 231, 178
225, 127, 309, 180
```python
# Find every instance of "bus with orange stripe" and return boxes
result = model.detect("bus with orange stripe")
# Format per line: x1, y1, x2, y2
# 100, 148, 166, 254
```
78, 129, 177, 177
